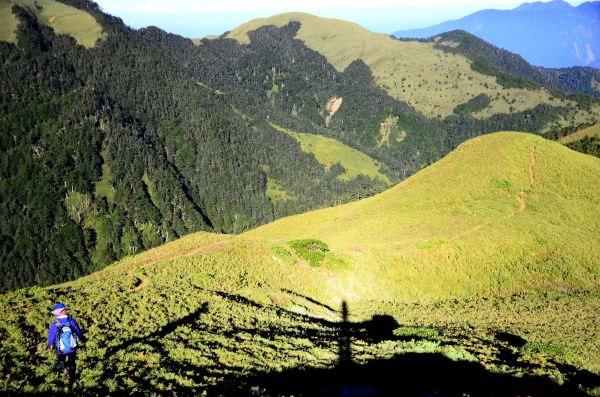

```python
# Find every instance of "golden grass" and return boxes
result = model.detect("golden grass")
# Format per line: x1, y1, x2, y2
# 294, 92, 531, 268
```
7, 0, 105, 48
227, 13, 577, 119
559, 123, 600, 144
270, 122, 391, 184
245, 132, 600, 302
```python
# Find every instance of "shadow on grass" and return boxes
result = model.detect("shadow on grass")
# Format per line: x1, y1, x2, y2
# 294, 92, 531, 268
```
214, 351, 592, 396
202, 299, 596, 397
102, 302, 210, 359
34, 292, 598, 396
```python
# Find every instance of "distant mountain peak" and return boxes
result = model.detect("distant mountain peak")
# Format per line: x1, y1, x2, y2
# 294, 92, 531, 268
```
393, 0, 600, 68
514, 0, 572, 11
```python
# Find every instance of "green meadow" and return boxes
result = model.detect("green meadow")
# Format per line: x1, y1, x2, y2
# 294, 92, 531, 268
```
0, 0, 19, 44
1, 132, 599, 394
0, 0, 105, 48
270, 122, 391, 184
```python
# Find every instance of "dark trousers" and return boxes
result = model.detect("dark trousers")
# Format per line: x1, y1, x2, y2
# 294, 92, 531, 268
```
56, 352, 76, 375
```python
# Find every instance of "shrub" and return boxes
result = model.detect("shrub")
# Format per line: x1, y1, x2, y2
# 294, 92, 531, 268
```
393, 326, 440, 341
288, 239, 329, 267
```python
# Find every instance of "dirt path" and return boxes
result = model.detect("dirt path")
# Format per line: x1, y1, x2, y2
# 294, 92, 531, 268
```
515, 193, 526, 214
164, 239, 232, 264
450, 145, 536, 241
450, 221, 493, 241
529, 145, 536, 189
127, 238, 232, 292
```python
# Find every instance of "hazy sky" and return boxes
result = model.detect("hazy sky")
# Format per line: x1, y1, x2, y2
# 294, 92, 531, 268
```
94, 0, 586, 38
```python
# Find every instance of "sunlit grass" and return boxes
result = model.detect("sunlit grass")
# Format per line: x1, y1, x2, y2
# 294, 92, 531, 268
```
6, 0, 105, 48
0, 0, 19, 44
246, 132, 600, 302
270, 122, 391, 183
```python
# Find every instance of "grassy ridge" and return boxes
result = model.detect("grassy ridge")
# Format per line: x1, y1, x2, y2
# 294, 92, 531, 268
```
1, 132, 599, 393
227, 13, 581, 120
1, 228, 598, 393
0, 0, 105, 48
560, 123, 600, 144
245, 132, 600, 301
270, 122, 391, 184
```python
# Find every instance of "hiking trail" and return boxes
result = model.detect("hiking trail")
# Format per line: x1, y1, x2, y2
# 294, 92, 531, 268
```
529, 144, 536, 188
127, 239, 232, 292
450, 145, 536, 241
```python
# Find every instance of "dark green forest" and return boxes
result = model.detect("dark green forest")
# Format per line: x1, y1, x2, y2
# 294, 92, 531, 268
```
1, 0, 598, 291
430, 30, 600, 97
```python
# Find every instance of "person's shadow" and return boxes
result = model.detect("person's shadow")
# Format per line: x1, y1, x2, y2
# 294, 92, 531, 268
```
72, 291, 597, 397
205, 300, 596, 396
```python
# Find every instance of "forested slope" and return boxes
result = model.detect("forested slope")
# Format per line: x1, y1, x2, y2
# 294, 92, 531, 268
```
1, 1, 599, 291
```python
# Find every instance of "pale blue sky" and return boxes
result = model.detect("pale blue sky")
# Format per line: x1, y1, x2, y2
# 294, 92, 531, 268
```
94, 0, 586, 38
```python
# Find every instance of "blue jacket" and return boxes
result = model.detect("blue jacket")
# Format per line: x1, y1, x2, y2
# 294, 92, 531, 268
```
47, 315, 86, 351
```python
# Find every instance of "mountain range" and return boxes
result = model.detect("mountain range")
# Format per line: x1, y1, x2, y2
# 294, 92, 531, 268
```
0, 1, 599, 294
394, 0, 600, 69
1, 0, 600, 394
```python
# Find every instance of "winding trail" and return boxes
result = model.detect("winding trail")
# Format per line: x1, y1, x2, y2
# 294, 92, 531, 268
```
450, 145, 536, 241
529, 145, 536, 189
126, 238, 232, 292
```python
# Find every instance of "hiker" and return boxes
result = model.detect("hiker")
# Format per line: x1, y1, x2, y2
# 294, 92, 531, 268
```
47, 303, 86, 382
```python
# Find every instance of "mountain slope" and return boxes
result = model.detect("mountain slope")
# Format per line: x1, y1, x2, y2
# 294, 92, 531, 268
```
428, 29, 600, 98
0, 0, 105, 47
227, 13, 573, 119
2, 3, 600, 292
394, 0, 600, 69
1, 132, 599, 394
245, 132, 600, 300
0, 2, 390, 291
559, 123, 600, 144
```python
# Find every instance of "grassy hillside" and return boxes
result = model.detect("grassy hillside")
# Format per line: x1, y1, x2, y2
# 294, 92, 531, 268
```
1, 132, 599, 394
0, 0, 19, 44
246, 132, 600, 300
0, 0, 105, 48
560, 123, 600, 144
270, 122, 391, 184
226, 12, 595, 122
